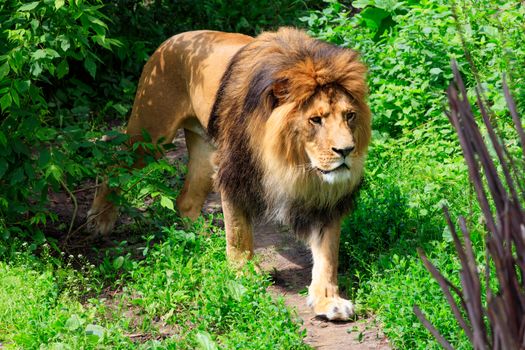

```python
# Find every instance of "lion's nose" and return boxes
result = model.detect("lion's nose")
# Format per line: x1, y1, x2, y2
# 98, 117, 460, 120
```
332, 146, 355, 157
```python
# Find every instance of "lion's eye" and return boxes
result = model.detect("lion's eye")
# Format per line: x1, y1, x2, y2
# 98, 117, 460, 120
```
310, 116, 322, 125
345, 112, 356, 122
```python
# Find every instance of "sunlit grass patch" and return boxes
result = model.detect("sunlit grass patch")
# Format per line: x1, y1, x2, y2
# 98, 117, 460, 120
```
0, 218, 308, 349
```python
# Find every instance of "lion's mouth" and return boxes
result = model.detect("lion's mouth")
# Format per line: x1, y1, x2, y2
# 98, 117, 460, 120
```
317, 163, 349, 174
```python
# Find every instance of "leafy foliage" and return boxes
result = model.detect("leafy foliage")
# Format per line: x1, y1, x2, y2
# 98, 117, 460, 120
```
0, 0, 125, 240
305, 0, 525, 348
306, 0, 524, 136
0, 0, 311, 241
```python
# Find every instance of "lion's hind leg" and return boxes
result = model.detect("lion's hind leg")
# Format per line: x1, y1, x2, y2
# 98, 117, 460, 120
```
87, 181, 119, 236
176, 129, 215, 220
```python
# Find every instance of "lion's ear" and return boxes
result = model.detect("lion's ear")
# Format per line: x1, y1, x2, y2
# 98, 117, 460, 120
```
271, 78, 289, 107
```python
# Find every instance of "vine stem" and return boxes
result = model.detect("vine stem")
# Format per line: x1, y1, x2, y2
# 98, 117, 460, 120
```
60, 178, 78, 238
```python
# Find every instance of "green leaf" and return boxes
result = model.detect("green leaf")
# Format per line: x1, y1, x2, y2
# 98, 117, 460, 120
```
10, 89, 19, 107
48, 63, 55, 76
45, 164, 63, 181
60, 38, 71, 52
45, 49, 60, 58
160, 196, 174, 211
87, 15, 108, 29
85, 324, 105, 342
30, 19, 39, 31
65, 314, 82, 331
0, 63, 9, 80
375, 0, 402, 11
84, 56, 96, 78
111, 103, 128, 116
113, 256, 124, 269
31, 62, 42, 77
11, 50, 24, 72
10, 167, 24, 184
227, 281, 247, 301
23, 162, 35, 180
14, 80, 30, 93
195, 332, 218, 350
57, 60, 69, 78
0, 131, 6, 146
36, 128, 58, 141
360, 7, 390, 31
55, 0, 65, 10
0, 93, 12, 111
18, 2, 39, 11
429, 68, 443, 75
32, 49, 47, 60
353, 0, 372, 8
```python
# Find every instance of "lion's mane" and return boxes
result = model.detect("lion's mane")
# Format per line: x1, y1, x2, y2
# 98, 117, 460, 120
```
208, 28, 371, 237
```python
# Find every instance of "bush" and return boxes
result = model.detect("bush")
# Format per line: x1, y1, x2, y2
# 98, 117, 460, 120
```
340, 177, 410, 276
305, 0, 524, 137
0, 0, 125, 240
305, 0, 525, 348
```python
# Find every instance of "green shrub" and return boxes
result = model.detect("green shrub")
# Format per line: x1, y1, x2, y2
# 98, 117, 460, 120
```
0, 0, 126, 240
340, 177, 410, 276
305, 0, 525, 348
305, 0, 524, 137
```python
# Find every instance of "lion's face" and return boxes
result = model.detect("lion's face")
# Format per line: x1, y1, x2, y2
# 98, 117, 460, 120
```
259, 84, 370, 211
301, 87, 366, 184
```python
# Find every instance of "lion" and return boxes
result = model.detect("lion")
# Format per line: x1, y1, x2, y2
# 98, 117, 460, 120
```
88, 28, 371, 321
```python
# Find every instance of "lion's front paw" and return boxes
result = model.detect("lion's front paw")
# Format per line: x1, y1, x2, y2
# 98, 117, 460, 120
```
86, 205, 118, 236
307, 294, 355, 321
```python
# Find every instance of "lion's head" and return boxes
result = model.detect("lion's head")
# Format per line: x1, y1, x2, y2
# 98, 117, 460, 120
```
209, 28, 371, 233
264, 84, 369, 181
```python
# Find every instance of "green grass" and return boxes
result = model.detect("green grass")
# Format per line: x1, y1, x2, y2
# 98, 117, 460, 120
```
0, 219, 308, 349
0, 246, 128, 349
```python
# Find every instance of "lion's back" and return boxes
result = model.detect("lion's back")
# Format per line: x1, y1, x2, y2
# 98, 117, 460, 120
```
135, 30, 253, 128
